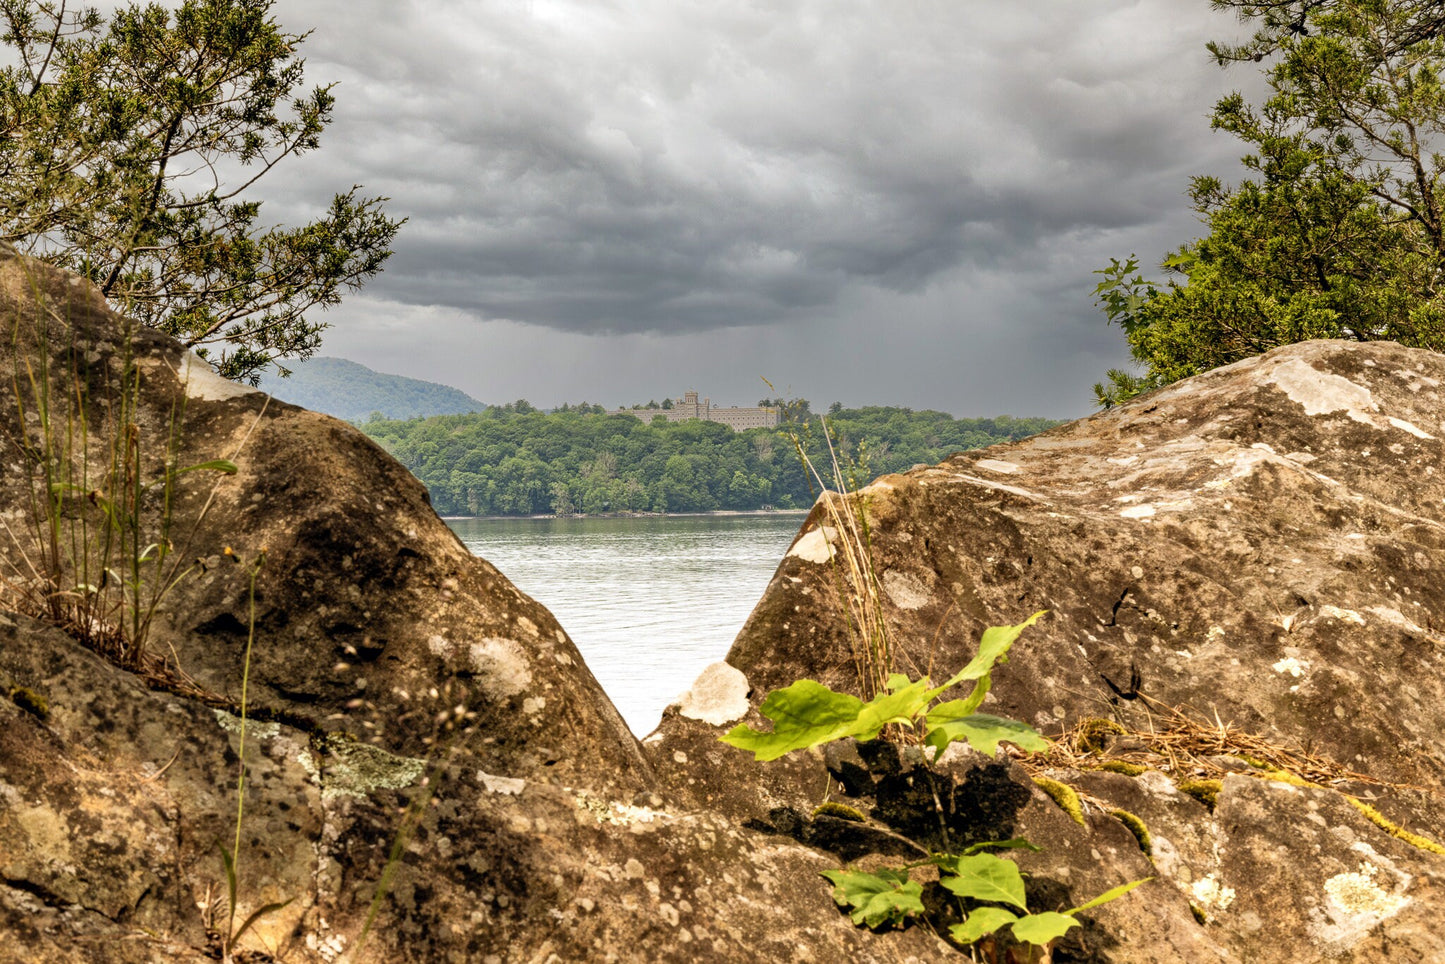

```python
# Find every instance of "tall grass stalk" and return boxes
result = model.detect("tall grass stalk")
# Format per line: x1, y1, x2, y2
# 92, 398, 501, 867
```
230, 549, 265, 873
787, 418, 896, 701
217, 549, 289, 964
0, 264, 237, 673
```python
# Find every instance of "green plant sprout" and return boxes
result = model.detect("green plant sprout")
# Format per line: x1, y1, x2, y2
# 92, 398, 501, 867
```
722, 613, 1049, 762
216, 546, 292, 964
721, 613, 1151, 955
216, 839, 291, 964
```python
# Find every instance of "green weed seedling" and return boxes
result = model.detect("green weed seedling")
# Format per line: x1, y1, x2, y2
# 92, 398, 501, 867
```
722, 613, 1151, 956
215, 840, 292, 964
215, 547, 293, 964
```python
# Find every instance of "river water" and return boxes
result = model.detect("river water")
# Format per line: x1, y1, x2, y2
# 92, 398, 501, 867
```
445, 514, 805, 735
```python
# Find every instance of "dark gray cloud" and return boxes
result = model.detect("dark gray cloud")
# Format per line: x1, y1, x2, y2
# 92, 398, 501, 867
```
263, 0, 1258, 415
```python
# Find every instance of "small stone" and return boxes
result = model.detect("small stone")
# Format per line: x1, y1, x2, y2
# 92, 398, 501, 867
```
675, 662, 750, 726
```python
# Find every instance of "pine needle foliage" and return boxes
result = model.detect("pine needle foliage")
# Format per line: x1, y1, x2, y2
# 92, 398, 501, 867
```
0, 0, 402, 383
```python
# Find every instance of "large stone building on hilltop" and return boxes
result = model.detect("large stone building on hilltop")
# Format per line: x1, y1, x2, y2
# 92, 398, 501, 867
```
609, 391, 779, 431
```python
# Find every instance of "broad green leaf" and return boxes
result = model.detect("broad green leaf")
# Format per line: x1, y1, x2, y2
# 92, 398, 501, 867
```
721, 615, 1047, 761
720, 680, 863, 761
930, 840, 1040, 872
949, 906, 1019, 944
217, 841, 238, 909
1010, 911, 1080, 946
959, 838, 1043, 856
939, 853, 1028, 911
934, 677, 991, 720
1068, 876, 1153, 914
820, 868, 924, 929
850, 676, 936, 740
930, 844, 1038, 872
925, 712, 1049, 756
937, 611, 1046, 691
178, 458, 239, 475
723, 675, 940, 759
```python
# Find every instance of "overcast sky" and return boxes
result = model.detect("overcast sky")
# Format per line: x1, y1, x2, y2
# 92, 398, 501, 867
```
263, 0, 1257, 418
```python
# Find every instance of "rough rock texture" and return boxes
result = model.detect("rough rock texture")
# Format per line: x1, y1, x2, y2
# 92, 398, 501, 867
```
0, 247, 947, 961
0, 246, 645, 796
6, 235, 1445, 963
651, 339, 1445, 962
0, 612, 952, 963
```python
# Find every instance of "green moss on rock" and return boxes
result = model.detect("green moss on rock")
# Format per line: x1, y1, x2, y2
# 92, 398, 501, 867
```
1109, 808, 1152, 857
813, 801, 867, 823
1075, 717, 1127, 755
1032, 776, 1085, 826
1347, 798, 1445, 855
9, 685, 48, 720
320, 734, 427, 800
1178, 779, 1223, 811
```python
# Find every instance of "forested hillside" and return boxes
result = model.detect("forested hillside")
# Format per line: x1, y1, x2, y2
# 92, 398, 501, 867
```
260, 357, 487, 422
362, 405, 1061, 516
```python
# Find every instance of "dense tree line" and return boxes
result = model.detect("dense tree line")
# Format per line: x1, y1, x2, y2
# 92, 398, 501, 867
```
1096, 0, 1445, 406
0, 0, 399, 382
361, 406, 1060, 517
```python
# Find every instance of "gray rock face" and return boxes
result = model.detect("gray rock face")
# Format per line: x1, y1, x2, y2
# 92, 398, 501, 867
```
0, 244, 647, 796
4, 238, 1443, 963
651, 339, 1445, 962
0, 247, 945, 962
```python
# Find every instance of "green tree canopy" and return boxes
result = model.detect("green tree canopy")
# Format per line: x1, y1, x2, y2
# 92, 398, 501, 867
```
1096, 0, 1445, 407
0, 0, 402, 383
362, 405, 1061, 517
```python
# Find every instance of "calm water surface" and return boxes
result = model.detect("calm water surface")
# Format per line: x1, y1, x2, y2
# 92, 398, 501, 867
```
446, 514, 804, 735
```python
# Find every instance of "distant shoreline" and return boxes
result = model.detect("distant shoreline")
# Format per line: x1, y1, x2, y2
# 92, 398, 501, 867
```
441, 509, 812, 522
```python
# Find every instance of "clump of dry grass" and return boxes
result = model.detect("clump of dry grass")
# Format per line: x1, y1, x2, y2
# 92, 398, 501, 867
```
1018, 693, 1445, 854
1031, 694, 1411, 793
800, 440, 893, 700
0, 266, 265, 691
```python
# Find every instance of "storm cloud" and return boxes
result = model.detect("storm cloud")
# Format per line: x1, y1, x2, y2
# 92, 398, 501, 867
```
266, 0, 1257, 415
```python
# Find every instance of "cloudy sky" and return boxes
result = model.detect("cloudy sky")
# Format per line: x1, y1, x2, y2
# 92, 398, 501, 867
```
264, 0, 1257, 418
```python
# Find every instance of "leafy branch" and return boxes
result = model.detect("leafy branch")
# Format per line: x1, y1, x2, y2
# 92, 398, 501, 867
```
720, 613, 1150, 955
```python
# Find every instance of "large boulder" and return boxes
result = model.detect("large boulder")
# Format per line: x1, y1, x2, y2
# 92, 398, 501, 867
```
0, 245, 645, 796
6, 233, 1443, 964
0, 247, 949, 962
651, 339, 1445, 962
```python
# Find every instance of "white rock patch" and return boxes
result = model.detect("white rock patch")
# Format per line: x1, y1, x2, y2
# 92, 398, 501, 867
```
468, 637, 533, 698
676, 662, 750, 726
952, 474, 1039, 500
1191, 874, 1236, 914
1272, 656, 1309, 678
787, 527, 836, 564
479, 771, 526, 796
175, 352, 260, 401
1267, 358, 1378, 424
1319, 606, 1366, 626
1387, 416, 1435, 439
882, 569, 931, 610
1324, 863, 1407, 917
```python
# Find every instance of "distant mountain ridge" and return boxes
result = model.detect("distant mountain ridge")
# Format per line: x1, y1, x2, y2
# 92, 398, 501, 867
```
258, 357, 486, 422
